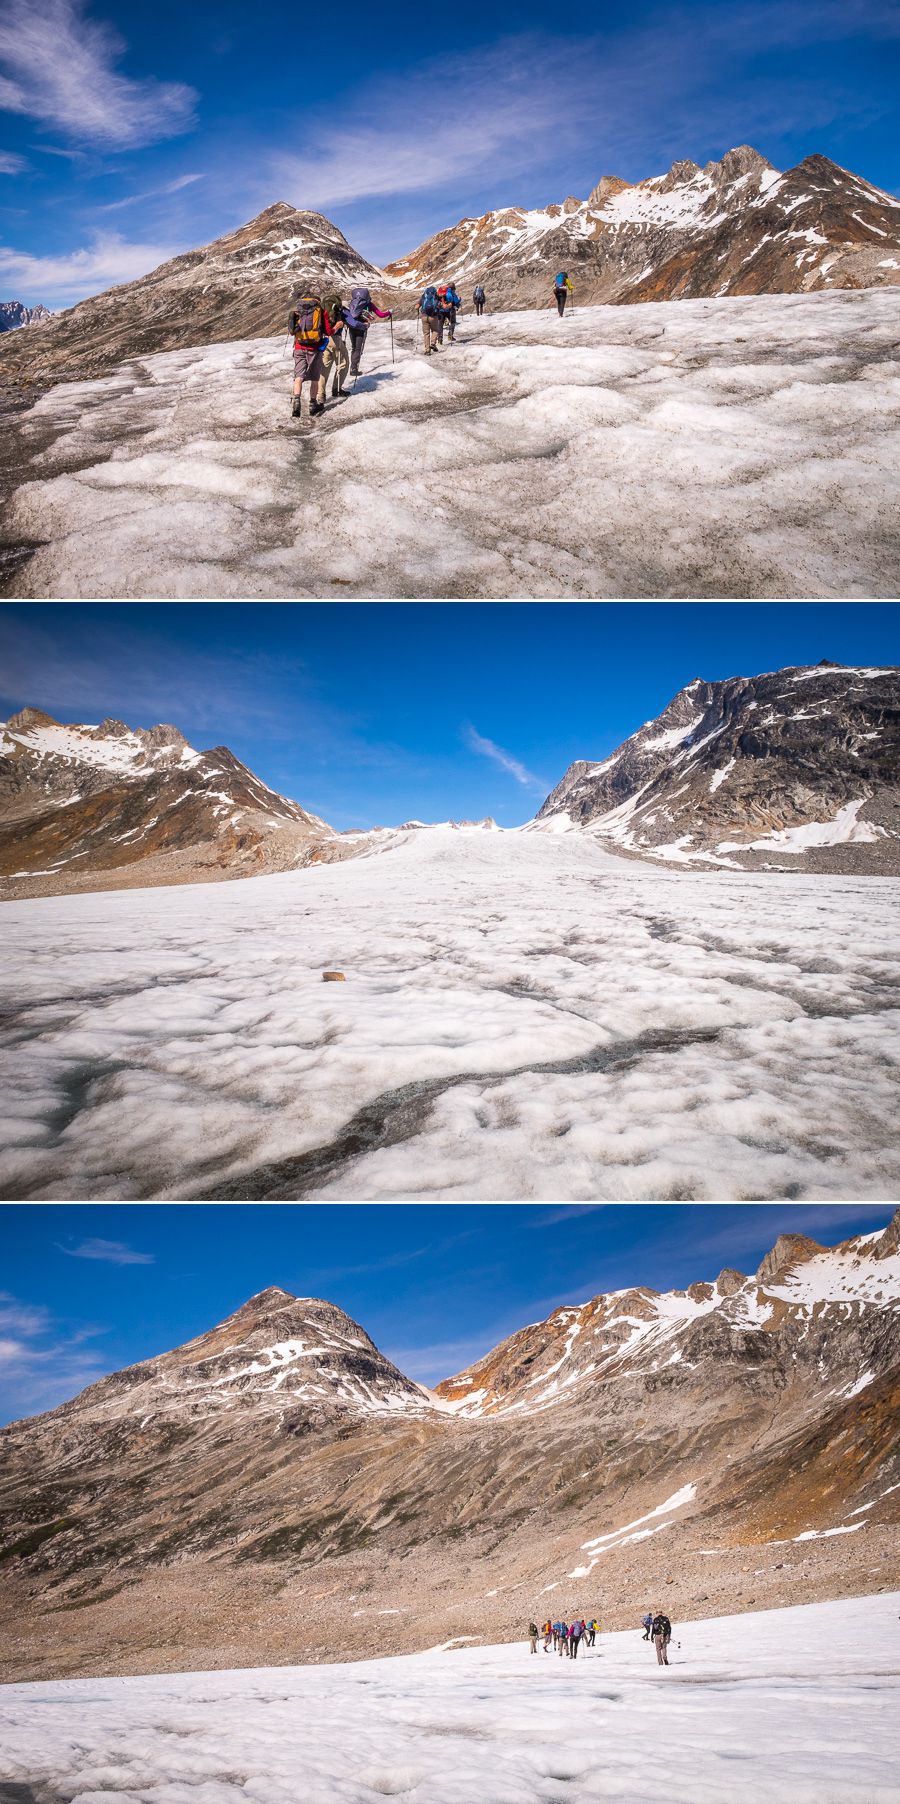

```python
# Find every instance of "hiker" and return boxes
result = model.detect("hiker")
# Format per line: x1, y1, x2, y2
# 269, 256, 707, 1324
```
528, 1621, 539, 1653
288, 284, 329, 419
438, 282, 462, 342
317, 292, 350, 403
554, 271, 573, 317
652, 1611, 672, 1666
569, 1620, 583, 1659
558, 1621, 569, 1656
542, 1619, 553, 1652
345, 285, 392, 380
585, 1618, 597, 1648
472, 283, 486, 316
641, 1611, 654, 1641
418, 283, 443, 355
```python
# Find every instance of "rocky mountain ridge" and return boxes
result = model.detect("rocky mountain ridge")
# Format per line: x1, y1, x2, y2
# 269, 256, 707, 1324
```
386, 147, 900, 311
532, 662, 900, 873
0, 1214, 897, 1681
0, 707, 343, 897
0, 302, 51, 333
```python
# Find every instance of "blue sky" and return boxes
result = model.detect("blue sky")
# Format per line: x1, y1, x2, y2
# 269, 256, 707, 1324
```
1, 1201, 894, 1425
1, 602, 897, 829
1, 0, 898, 308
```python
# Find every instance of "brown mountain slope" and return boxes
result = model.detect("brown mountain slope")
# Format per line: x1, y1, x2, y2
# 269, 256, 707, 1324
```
0, 1216, 897, 1681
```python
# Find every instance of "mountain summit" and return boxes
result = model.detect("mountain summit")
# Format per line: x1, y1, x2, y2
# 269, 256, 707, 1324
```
385, 148, 900, 310
533, 662, 900, 872
1, 1214, 897, 1681
0, 709, 341, 896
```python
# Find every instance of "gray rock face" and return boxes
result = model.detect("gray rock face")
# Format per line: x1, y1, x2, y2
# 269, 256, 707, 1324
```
534, 662, 900, 873
0, 302, 51, 333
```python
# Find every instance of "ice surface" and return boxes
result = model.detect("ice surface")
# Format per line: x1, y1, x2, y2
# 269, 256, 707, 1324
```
4, 289, 899, 598
0, 1595, 896, 1804
1, 830, 898, 1202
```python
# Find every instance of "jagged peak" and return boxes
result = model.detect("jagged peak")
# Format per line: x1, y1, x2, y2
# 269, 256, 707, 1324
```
757, 1233, 825, 1285
5, 706, 58, 732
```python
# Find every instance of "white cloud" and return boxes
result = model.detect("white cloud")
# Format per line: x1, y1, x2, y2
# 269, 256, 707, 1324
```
0, 1291, 109, 1424
0, 148, 27, 173
0, 0, 196, 148
57, 1237, 154, 1265
463, 723, 546, 792
0, 229, 180, 304
98, 172, 204, 213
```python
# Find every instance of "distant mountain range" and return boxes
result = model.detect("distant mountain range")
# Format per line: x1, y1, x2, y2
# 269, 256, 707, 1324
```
0, 301, 51, 334
2, 662, 898, 898
1, 1213, 897, 1680
0, 147, 897, 388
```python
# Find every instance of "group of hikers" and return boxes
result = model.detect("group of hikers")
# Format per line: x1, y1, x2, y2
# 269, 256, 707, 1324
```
286, 269, 577, 419
527, 1610, 673, 1664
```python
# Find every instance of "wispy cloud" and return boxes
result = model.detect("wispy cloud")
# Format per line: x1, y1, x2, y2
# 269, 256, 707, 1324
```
0, 1290, 109, 1424
97, 172, 204, 213
57, 1236, 155, 1265
0, 229, 182, 305
463, 723, 546, 793
0, 0, 196, 148
0, 149, 27, 174
533, 1204, 610, 1228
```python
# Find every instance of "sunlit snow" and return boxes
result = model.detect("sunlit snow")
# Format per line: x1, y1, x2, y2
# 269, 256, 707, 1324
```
4, 289, 898, 598
1, 829, 898, 1202
0, 1596, 896, 1804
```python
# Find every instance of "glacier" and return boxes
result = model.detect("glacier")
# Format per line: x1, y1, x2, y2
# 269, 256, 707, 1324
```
0, 1594, 896, 1804
2, 288, 898, 600
1, 828, 898, 1201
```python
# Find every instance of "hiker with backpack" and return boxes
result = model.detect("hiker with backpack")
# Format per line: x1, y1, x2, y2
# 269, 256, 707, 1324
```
528, 1621, 539, 1653
542, 1619, 553, 1652
651, 1611, 672, 1665
288, 284, 330, 419
418, 284, 443, 355
585, 1618, 597, 1648
557, 1621, 569, 1656
641, 1611, 654, 1641
438, 283, 463, 342
472, 283, 486, 316
554, 271, 573, 317
317, 292, 350, 403
345, 285, 392, 380
569, 1620, 584, 1658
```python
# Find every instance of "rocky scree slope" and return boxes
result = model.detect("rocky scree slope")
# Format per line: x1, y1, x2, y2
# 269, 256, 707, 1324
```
386, 147, 900, 311
0, 707, 348, 897
0, 205, 403, 391
0, 1217, 897, 1680
533, 662, 900, 873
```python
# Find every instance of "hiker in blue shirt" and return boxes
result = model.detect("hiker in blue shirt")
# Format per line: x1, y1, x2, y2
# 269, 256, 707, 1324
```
554, 271, 573, 316
642, 1610, 654, 1641
438, 283, 462, 342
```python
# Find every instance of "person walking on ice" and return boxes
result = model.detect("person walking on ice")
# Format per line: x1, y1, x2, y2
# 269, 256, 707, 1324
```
569, 1619, 584, 1658
641, 1611, 654, 1641
554, 271, 573, 316
288, 284, 329, 419
317, 292, 350, 403
652, 1611, 672, 1665
473, 283, 486, 315
542, 1619, 553, 1651
418, 284, 442, 355
345, 286, 392, 380
528, 1621, 540, 1653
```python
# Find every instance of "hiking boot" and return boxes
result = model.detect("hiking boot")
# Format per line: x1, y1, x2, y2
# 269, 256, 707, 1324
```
291, 396, 302, 417
309, 401, 325, 418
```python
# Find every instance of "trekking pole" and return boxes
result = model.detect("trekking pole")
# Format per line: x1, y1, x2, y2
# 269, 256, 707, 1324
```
390, 313, 395, 364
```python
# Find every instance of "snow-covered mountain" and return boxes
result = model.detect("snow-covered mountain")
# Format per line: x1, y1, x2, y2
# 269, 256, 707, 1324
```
0, 204, 401, 388
1, 1216, 897, 1682
385, 147, 900, 309
533, 663, 900, 873
0, 707, 339, 896
0, 301, 51, 333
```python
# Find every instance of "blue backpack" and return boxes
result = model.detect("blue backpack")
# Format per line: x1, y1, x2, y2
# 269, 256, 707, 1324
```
421, 285, 439, 315
555, 272, 568, 288
347, 286, 371, 326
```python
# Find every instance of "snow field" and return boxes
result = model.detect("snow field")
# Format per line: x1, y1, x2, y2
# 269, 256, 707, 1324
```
0, 830, 897, 1200
4, 288, 899, 598
0, 1595, 897, 1804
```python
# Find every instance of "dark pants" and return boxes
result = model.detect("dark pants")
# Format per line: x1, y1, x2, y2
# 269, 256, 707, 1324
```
347, 324, 367, 374
555, 289, 567, 316
586, 1630, 595, 1646
474, 299, 485, 315
570, 1636, 580, 1658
